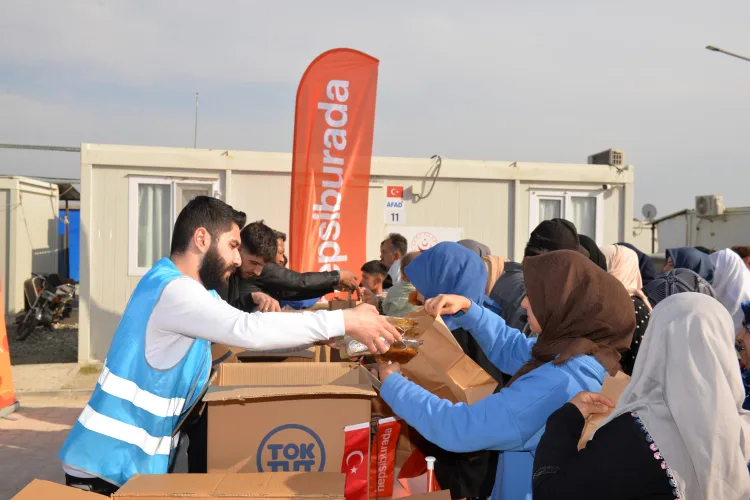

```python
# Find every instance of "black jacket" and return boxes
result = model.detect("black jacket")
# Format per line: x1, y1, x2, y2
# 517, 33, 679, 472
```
228, 263, 340, 312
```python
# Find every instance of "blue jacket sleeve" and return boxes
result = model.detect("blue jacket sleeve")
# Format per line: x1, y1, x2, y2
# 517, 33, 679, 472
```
453, 302, 536, 376
380, 368, 575, 454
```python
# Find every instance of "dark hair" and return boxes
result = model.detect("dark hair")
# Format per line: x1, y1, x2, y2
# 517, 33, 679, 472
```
382, 233, 408, 256
240, 221, 277, 262
274, 230, 287, 242
399, 252, 420, 281
524, 246, 552, 258
171, 196, 246, 255
361, 260, 388, 277
732, 246, 750, 259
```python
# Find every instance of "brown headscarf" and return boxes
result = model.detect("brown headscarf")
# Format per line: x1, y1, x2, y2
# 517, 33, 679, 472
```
507, 250, 636, 386
482, 255, 508, 295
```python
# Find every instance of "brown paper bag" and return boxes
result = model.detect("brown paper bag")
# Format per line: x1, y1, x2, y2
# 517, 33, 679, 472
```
577, 371, 631, 450
399, 310, 498, 405
329, 289, 362, 310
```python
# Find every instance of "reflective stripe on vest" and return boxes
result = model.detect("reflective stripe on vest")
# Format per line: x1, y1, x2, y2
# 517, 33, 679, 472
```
97, 364, 186, 418
77, 405, 179, 456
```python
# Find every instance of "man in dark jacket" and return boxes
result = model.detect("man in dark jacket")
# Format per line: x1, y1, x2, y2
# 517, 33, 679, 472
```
226, 223, 359, 313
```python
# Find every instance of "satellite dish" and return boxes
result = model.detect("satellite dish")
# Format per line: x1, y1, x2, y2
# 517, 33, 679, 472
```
642, 203, 658, 221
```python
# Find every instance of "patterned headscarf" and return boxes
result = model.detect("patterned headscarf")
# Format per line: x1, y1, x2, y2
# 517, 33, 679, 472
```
644, 269, 716, 307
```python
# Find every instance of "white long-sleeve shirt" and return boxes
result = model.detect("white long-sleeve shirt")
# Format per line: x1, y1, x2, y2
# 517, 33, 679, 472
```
145, 276, 344, 369
64, 276, 345, 480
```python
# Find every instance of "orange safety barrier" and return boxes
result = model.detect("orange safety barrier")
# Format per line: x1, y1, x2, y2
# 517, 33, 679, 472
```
0, 278, 19, 417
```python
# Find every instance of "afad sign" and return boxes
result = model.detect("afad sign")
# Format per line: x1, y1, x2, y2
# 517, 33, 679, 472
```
256, 424, 326, 473
289, 48, 379, 274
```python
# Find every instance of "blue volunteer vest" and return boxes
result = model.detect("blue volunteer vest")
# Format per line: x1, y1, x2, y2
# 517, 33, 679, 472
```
59, 258, 212, 486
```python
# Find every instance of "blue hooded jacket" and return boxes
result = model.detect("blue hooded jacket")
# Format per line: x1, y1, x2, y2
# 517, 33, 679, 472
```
385, 244, 609, 500
666, 247, 715, 284
405, 242, 499, 330
405, 242, 505, 385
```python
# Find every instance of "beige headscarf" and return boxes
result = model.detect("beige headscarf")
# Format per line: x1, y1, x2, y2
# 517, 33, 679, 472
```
482, 255, 507, 295
601, 244, 652, 311
602, 293, 750, 499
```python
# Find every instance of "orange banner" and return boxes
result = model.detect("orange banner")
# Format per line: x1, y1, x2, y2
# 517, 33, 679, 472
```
0, 278, 18, 416
289, 48, 379, 274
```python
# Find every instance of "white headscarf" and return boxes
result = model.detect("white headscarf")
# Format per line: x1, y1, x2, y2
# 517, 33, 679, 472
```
602, 293, 750, 500
710, 249, 750, 334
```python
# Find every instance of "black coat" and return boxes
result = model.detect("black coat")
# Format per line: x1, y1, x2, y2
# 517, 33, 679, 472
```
226, 263, 340, 312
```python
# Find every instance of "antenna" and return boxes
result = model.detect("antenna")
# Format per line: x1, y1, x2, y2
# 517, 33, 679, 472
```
642, 203, 658, 221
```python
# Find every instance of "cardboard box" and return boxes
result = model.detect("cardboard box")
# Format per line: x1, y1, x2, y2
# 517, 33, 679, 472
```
401, 312, 497, 405
12, 480, 107, 499
114, 472, 345, 500
205, 363, 377, 474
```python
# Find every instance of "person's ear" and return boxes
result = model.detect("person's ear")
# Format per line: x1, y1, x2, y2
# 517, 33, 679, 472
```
193, 227, 212, 253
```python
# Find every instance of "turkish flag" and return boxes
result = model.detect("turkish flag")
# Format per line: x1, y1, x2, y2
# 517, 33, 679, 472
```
386, 186, 404, 199
342, 422, 370, 500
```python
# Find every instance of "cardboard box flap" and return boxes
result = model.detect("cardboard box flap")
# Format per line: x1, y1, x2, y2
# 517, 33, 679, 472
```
12, 480, 107, 499
214, 363, 365, 387
203, 384, 376, 402
217, 472, 345, 498
115, 473, 346, 499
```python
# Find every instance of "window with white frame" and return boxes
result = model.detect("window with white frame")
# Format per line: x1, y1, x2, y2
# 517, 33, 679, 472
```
529, 189, 604, 244
129, 177, 219, 276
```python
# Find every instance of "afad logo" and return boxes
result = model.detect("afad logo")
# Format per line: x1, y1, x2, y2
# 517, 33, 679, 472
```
412, 232, 438, 251
256, 424, 326, 473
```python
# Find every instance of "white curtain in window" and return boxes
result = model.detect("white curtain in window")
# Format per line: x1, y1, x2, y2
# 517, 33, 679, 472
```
137, 184, 171, 268
539, 199, 562, 222
571, 196, 596, 239
179, 187, 210, 211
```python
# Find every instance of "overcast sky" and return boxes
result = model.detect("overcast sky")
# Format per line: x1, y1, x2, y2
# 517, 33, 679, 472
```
1, 1, 748, 216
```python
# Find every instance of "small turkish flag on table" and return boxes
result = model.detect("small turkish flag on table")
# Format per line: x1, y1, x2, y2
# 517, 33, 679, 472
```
342, 422, 370, 500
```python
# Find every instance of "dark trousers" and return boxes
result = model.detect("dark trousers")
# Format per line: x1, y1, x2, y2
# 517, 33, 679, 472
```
184, 404, 209, 473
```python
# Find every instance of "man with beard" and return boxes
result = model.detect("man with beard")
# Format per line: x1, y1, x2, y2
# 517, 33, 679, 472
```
59, 196, 400, 494
231, 224, 359, 313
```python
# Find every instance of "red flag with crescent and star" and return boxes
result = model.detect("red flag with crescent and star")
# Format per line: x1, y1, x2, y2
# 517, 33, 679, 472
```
342, 421, 370, 500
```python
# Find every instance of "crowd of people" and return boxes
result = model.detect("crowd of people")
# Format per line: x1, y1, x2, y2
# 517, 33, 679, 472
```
57, 195, 750, 500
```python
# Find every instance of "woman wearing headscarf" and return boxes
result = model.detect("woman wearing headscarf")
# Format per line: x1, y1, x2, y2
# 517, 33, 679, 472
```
618, 242, 657, 285
710, 249, 750, 334
643, 268, 716, 307
663, 247, 715, 284
601, 244, 652, 375
533, 294, 750, 500
378, 250, 636, 500
407, 243, 505, 382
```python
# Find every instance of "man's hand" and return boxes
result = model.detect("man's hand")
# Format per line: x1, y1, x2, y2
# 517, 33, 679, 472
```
342, 304, 402, 354
337, 270, 359, 291
251, 292, 281, 313
569, 392, 615, 420
359, 287, 379, 307
378, 361, 401, 381
424, 294, 472, 318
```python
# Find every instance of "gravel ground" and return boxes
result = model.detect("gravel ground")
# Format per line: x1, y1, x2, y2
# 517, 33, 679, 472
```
7, 323, 78, 365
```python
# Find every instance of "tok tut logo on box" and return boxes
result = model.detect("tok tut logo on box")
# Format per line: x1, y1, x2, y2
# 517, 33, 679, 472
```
256, 424, 326, 472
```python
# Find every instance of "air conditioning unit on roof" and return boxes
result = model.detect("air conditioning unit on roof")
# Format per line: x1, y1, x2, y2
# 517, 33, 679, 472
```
587, 149, 625, 167
695, 195, 725, 217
